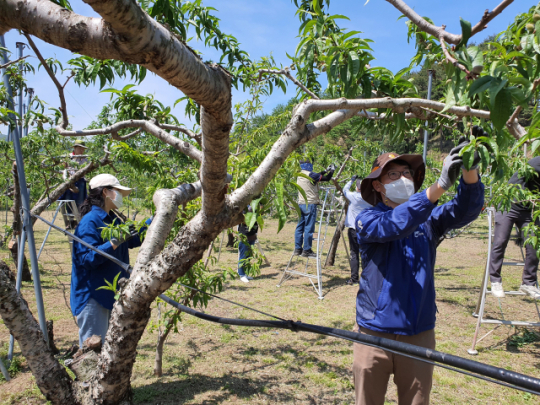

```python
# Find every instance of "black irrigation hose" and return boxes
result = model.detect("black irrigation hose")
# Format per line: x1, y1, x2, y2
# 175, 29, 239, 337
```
32, 212, 540, 396
31, 212, 131, 273
160, 294, 540, 396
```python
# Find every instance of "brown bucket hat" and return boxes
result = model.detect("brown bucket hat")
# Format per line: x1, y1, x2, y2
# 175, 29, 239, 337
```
360, 152, 425, 206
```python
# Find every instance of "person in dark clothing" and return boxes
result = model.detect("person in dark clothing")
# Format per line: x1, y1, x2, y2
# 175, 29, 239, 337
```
488, 157, 540, 299
294, 160, 335, 257
238, 204, 259, 283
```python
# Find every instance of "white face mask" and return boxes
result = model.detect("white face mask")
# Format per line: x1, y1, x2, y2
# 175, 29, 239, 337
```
107, 189, 124, 209
383, 177, 415, 204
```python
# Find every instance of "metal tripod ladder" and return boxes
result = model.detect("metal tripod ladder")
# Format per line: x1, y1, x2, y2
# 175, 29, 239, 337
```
468, 207, 540, 355
277, 187, 338, 300
37, 200, 80, 258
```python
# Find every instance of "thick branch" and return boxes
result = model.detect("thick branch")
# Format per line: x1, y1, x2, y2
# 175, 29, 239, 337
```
0, 0, 230, 115
0, 55, 30, 69
134, 181, 203, 269
30, 149, 111, 218
384, 0, 461, 44
158, 124, 202, 146
56, 119, 203, 163
258, 66, 320, 100
24, 33, 69, 129
0, 260, 77, 404
111, 128, 141, 141
385, 0, 513, 44
471, 1, 515, 36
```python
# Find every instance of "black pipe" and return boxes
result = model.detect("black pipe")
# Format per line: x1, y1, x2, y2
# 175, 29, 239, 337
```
31, 212, 131, 272
33, 212, 540, 395
160, 295, 540, 395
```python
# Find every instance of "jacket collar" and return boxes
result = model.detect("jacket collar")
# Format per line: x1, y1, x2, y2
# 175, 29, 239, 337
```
374, 202, 392, 211
91, 205, 109, 220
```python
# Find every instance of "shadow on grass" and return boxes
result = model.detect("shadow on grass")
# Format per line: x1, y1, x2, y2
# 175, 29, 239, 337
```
133, 340, 354, 404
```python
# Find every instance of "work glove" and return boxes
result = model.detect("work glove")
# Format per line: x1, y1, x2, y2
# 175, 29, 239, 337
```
438, 144, 465, 190
351, 175, 358, 183
111, 224, 138, 246
326, 163, 336, 173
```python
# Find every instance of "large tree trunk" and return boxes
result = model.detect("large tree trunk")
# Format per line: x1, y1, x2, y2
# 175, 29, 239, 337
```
0, 260, 77, 404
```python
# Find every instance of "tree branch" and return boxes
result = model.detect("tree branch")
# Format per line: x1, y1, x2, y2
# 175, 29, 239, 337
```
56, 119, 203, 163
506, 78, 540, 140
385, 0, 514, 45
384, 0, 461, 44
440, 34, 473, 78
158, 123, 202, 146
0, 260, 77, 404
471, 1, 515, 37
0, 54, 29, 69
23, 34, 69, 129
258, 66, 320, 99
0, 0, 231, 115
30, 148, 111, 218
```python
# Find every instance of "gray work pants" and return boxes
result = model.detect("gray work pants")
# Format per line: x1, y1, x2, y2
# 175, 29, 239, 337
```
488, 209, 539, 286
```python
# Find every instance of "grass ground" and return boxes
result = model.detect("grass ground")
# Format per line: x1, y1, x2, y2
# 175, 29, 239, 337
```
0, 208, 539, 404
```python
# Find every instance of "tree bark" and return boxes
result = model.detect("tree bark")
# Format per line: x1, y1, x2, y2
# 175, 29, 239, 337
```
325, 213, 346, 268
0, 260, 77, 404
8, 238, 31, 282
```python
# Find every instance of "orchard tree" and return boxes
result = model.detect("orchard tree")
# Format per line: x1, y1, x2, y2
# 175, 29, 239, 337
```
0, 0, 539, 404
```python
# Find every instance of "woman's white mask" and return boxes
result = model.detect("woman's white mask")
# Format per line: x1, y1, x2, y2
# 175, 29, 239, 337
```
383, 177, 415, 204
108, 189, 124, 209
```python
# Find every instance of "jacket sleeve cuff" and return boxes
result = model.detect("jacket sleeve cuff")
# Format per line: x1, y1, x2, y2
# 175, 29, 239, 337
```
459, 176, 483, 190
416, 189, 437, 209
99, 241, 115, 254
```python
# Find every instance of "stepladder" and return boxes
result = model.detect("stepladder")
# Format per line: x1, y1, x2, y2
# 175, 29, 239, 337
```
277, 187, 341, 299
468, 207, 540, 355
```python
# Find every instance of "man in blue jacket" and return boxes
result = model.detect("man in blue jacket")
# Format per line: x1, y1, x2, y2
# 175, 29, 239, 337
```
353, 144, 483, 405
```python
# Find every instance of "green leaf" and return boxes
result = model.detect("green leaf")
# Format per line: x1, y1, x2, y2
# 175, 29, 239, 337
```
349, 51, 360, 77
491, 88, 513, 130
478, 144, 489, 171
488, 78, 507, 111
274, 182, 287, 233
456, 18, 472, 50
532, 139, 540, 156
468, 76, 493, 97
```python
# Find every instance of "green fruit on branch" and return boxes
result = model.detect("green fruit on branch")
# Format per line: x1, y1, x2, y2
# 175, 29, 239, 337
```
526, 23, 535, 32
533, 14, 540, 22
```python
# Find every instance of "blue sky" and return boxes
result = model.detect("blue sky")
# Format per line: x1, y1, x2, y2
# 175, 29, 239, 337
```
1, 0, 528, 134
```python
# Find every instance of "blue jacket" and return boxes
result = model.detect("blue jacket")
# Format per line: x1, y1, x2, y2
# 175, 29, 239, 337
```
70, 205, 150, 315
355, 178, 484, 335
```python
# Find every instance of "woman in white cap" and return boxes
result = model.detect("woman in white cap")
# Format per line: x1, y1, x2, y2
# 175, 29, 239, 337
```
70, 174, 151, 347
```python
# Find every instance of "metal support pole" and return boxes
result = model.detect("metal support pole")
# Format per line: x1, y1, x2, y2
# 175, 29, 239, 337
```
16, 42, 25, 140
8, 230, 26, 360
1, 35, 49, 343
422, 70, 434, 163
24, 88, 34, 137
0, 357, 10, 381
37, 202, 62, 259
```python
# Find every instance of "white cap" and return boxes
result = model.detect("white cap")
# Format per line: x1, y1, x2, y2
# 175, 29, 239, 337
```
89, 174, 132, 196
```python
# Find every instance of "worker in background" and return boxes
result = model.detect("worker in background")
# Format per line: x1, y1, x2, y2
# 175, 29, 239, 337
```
295, 159, 335, 258
237, 203, 260, 284
489, 156, 540, 300
353, 141, 483, 404
61, 140, 89, 209
71, 174, 152, 347
342, 175, 371, 285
